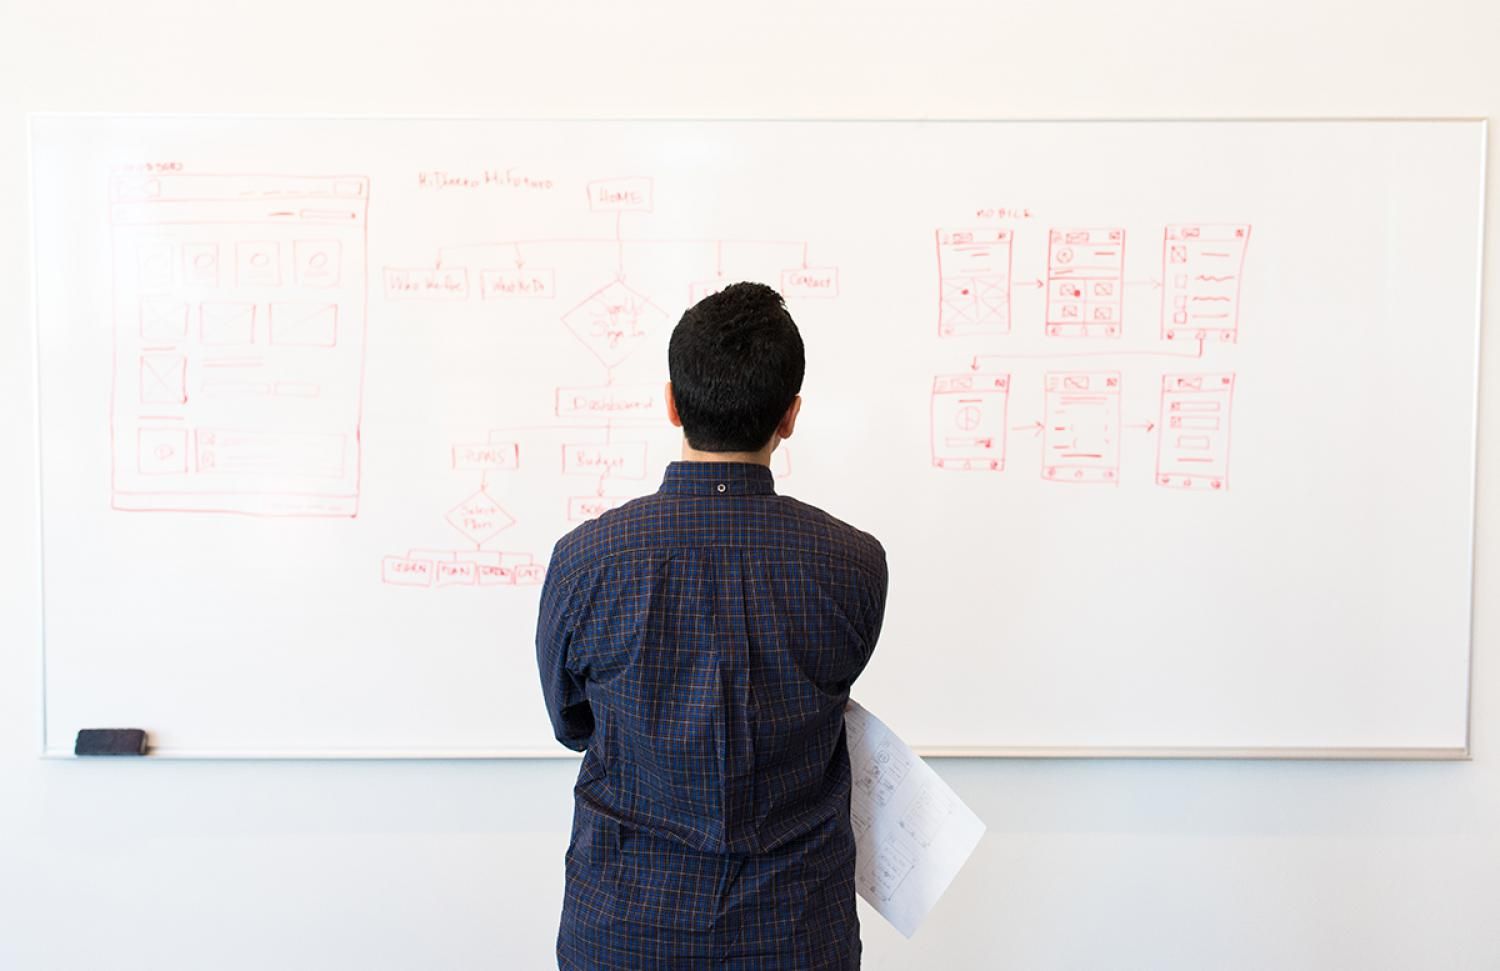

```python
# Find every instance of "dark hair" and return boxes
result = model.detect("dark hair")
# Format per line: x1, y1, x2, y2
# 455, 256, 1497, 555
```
667, 282, 805, 453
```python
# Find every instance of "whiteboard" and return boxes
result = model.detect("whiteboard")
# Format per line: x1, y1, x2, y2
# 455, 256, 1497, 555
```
30, 117, 1484, 758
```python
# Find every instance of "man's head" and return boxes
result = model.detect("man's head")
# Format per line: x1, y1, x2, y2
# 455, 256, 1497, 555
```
666, 281, 804, 455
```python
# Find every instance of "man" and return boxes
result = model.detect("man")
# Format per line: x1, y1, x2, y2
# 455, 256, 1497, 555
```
535, 281, 889, 970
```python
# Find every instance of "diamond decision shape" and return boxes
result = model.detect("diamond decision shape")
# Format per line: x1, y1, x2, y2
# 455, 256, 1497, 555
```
561, 281, 667, 368
446, 490, 515, 545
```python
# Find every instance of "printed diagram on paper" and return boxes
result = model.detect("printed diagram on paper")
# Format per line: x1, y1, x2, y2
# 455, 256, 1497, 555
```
931, 223, 1249, 491
845, 700, 986, 938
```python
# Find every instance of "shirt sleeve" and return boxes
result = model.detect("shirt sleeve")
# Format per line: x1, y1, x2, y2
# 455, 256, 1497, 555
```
850, 539, 890, 684
535, 554, 594, 752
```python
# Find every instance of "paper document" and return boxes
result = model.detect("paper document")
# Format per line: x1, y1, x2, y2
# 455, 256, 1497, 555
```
845, 700, 986, 937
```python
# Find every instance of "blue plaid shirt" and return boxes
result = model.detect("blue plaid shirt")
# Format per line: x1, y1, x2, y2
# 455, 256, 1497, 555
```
537, 460, 888, 970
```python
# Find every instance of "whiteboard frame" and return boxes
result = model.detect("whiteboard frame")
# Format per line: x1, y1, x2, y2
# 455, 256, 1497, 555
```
28, 114, 1488, 762
33, 744, 1473, 761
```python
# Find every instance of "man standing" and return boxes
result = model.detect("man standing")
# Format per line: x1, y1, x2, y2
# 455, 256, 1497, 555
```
536, 282, 889, 970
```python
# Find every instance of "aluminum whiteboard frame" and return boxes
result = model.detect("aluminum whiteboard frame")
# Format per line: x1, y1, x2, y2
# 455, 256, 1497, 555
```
28, 114, 1488, 762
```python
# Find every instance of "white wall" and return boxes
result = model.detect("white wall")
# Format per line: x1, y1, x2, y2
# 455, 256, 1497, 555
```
2, 1, 1496, 967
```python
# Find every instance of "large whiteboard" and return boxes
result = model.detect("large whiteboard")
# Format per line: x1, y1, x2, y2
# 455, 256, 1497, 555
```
30, 117, 1484, 758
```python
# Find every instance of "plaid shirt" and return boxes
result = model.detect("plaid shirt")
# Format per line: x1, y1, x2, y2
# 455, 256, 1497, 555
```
537, 460, 888, 970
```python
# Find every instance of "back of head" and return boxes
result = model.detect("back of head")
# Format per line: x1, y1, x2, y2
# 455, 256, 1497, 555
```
667, 281, 805, 453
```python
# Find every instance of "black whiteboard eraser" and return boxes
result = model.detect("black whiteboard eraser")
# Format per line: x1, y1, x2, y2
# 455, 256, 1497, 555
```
74, 729, 148, 756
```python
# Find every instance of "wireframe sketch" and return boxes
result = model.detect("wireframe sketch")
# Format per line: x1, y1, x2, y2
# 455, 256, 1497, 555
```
859, 838, 919, 903
1046, 228, 1125, 338
898, 786, 956, 848
1156, 373, 1235, 490
1041, 371, 1121, 483
936, 228, 1013, 336
930, 374, 1010, 471
109, 173, 369, 516
853, 740, 914, 809
1161, 224, 1251, 342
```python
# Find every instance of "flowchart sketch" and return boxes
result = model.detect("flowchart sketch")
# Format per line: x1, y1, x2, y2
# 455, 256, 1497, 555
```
109, 173, 369, 516
846, 701, 985, 938
560, 280, 668, 369
1046, 228, 1125, 338
935, 229, 1013, 336
781, 266, 840, 299
25, 116, 1489, 768
1161, 224, 1251, 342
378, 413, 672, 587
930, 374, 1010, 471
382, 550, 542, 589
1042, 371, 1121, 483
557, 428, 655, 522
1156, 373, 1236, 490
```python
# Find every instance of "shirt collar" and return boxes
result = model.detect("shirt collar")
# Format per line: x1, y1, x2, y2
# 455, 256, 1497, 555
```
659, 461, 777, 497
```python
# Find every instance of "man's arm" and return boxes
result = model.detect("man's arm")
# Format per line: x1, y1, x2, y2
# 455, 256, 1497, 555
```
534, 556, 594, 751
850, 539, 890, 683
